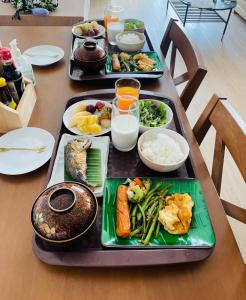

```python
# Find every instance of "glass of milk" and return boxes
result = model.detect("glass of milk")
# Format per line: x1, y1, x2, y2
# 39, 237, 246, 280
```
111, 96, 139, 152
104, 4, 124, 45
107, 21, 124, 45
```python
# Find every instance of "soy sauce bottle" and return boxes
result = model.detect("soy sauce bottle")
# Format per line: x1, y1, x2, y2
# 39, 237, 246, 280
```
1, 47, 24, 100
0, 77, 17, 109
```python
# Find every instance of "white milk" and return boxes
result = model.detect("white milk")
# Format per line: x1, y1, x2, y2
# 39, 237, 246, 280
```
107, 22, 124, 45
111, 114, 139, 151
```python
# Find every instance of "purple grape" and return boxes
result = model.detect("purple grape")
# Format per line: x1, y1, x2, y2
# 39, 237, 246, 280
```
88, 29, 96, 36
86, 105, 96, 113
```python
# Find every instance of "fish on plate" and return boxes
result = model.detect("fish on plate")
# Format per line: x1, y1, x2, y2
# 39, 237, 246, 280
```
65, 138, 92, 184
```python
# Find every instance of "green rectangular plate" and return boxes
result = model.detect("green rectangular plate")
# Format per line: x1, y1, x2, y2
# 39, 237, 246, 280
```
64, 148, 102, 186
101, 178, 216, 249
105, 51, 165, 74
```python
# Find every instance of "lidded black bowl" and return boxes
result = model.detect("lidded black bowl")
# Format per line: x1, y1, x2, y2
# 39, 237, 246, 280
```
31, 182, 98, 245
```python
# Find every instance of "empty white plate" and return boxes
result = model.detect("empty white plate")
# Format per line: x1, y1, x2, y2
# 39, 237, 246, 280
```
23, 45, 64, 66
0, 127, 55, 175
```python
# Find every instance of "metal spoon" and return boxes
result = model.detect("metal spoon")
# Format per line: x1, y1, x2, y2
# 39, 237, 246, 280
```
0, 146, 46, 153
24, 52, 59, 58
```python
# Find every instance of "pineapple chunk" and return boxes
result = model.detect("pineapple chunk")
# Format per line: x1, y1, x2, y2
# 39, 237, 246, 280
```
88, 123, 102, 134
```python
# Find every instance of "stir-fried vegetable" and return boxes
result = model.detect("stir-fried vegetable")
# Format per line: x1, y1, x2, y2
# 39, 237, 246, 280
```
125, 178, 172, 245
127, 178, 152, 203
115, 52, 156, 72
139, 99, 167, 127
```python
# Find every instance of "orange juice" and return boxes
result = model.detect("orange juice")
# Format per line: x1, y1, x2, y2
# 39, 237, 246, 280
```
116, 86, 139, 98
104, 16, 119, 31
117, 94, 138, 110
116, 87, 139, 110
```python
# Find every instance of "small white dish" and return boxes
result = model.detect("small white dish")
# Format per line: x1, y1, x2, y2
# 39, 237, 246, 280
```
72, 23, 105, 39
48, 134, 110, 197
0, 127, 55, 175
116, 31, 145, 52
23, 45, 64, 66
139, 99, 173, 133
138, 128, 190, 172
63, 99, 112, 137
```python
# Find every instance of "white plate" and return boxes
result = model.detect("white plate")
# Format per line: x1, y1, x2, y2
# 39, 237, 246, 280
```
23, 45, 64, 66
72, 23, 105, 39
0, 127, 55, 175
48, 134, 110, 197
63, 99, 112, 137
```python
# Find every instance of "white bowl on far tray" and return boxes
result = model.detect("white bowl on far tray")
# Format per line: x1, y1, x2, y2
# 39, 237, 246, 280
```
138, 128, 190, 172
116, 31, 145, 52
139, 99, 173, 133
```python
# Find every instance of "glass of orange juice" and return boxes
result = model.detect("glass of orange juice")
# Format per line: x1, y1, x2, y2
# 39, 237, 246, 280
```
115, 78, 141, 110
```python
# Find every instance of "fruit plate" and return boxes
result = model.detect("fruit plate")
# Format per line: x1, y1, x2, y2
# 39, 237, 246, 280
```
72, 22, 105, 39
101, 178, 216, 249
63, 99, 112, 137
47, 134, 110, 197
105, 51, 165, 74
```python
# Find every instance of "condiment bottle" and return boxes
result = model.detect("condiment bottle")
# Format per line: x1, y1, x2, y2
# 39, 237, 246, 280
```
10, 39, 36, 85
3, 64, 24, 101
0, 77, 17, 109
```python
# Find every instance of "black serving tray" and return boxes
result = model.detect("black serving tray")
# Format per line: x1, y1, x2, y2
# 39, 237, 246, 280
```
32, 89, 215, 267
69, 20, 165, 81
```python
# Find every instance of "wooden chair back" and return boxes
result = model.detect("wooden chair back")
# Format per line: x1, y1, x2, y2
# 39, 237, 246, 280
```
193, 95, 246, 223
160, 18, 207, 110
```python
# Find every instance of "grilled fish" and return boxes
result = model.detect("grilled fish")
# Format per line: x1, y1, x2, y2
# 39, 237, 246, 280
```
65, 138, 92, 184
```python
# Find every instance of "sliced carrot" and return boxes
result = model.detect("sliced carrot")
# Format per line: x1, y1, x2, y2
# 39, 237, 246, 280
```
133, 177, 144, 188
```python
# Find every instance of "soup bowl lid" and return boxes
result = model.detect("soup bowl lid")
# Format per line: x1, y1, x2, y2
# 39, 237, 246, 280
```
31, 182, 98, 242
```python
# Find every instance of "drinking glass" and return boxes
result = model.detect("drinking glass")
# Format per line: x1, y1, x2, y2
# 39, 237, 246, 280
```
104, 4, 124, 45
111, 96, 139, 152
115, 78, 141, 110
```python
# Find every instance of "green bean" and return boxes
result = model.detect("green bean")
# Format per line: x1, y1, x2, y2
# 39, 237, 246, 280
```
131, 216, 136, 230
130, 226, 143, 238
131, 204, 139, 230
143, 182, 162, 207
142, 210, 159, 245
155, 221, 161, 238
148, 201, 158, 216
145, 196, 159, 210
136, 182, 162, 220
131, 204, 138, 217
141, 206, 157, 240
138, 204, 146, 233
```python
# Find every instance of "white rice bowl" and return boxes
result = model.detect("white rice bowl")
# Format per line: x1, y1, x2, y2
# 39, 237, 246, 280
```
138, 128, 190, 172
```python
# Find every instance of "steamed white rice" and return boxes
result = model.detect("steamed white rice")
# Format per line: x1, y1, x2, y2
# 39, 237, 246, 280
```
119, 33, 142, 44
142, 133, 184, 164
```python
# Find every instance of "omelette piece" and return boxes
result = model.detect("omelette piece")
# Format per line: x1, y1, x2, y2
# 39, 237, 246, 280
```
158, 193, 194, 234
133, 53, 156, 72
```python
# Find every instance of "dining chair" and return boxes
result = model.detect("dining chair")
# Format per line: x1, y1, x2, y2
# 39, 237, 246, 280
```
193, 94, 246, 224
160, 18, 207, 110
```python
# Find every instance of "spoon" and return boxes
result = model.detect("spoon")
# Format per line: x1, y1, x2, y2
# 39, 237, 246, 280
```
0, 146, 46, 153
24, 52, 59, 58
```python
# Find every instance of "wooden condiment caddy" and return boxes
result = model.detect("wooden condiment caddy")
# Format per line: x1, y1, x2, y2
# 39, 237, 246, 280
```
0, 78, 36, 133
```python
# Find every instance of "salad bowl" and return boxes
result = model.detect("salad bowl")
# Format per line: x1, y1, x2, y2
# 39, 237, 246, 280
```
139, 99, 173, 133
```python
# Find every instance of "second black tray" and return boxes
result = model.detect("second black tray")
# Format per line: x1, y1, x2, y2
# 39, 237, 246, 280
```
69, 20, 165, 82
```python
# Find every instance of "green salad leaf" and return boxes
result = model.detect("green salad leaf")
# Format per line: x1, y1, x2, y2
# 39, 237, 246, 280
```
139, 99, 167, 127
124, 20, 143, 30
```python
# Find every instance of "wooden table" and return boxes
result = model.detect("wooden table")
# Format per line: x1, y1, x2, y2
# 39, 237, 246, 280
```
0, 26, 245, 300
0, 0, 90, 26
